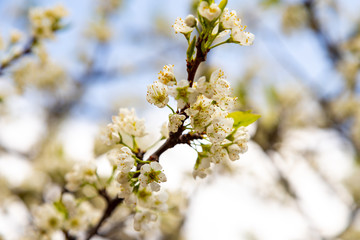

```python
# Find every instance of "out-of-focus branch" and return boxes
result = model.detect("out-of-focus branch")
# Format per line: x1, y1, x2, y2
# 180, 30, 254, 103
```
0, 37, 36, 75
303, 0, 341, 65
85, 191, 124, 240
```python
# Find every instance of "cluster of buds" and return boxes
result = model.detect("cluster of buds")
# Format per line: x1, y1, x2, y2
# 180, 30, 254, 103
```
29, 4, 68, 39
108, 145, 168, 231
147, 65, 256, 179
146, 0, 259, 179
173, 0, 254, 47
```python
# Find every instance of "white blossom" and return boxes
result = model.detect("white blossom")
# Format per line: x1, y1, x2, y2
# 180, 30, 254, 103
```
233, 126, 250, 153
133, 210, 157, 231
185, 95, 216, 132
210, 143, 230, 163
168, 114, 186, 133
107, 147, 135, 172
173, 17, 194, 34
227, 144, 241, 161
146, 81, 169, 108
197, 69, 231, 100
136, 187, 153, 208
232, 26, 255, 46
193, 157, 211, 179
206, 114, 234, 143
168, 79, 198, 109
33, 204, 63, 232
62, 193, 76, 216
150, 191, 168, 212
216, 96, 237, 111
139, 162, 167, 192
65, 161, 97, 191
112, 108, 147, 137
220, 8, 241, 29
198, 1, 221, 22
158, 64, 176, 86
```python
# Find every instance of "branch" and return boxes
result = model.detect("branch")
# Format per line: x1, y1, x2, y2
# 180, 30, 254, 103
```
145, 36, 209, 164
187, 35, 209, 86
303, 0, 341, 65
85, 195, 124, 240
0, 37, 36, 75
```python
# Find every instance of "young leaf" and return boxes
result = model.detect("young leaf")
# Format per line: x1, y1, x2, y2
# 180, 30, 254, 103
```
187, 36, 196, 61
228, 111, 261, 128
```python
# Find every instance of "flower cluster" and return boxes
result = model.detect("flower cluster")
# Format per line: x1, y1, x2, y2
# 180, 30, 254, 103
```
62, 0, 258, 235
146, 0, 258, 180
172, 0, 254, 46
29, 4, 68, 39
101, 108, 170, 231
102, 108, 147, 145
32, 193, 100, 236
148, 65, 251, 178
65, 161, 98, 191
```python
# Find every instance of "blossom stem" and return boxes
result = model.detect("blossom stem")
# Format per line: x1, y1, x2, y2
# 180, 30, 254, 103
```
209, 39, 229, 49
167, 104, 176, 114
106, 166, 117, 185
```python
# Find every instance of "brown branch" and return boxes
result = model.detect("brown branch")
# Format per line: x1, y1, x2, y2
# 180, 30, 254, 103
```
85, 196, 124, 240
0, 37, 36, 75
187, 35, 209, 86
62, 230, 76, 240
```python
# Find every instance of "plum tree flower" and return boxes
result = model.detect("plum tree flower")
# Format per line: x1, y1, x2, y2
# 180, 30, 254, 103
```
29, 4, 68, 39
168, 113, 186, 133
112, 108, 147, 137
158, 64, 177, 86
220, 8, 241, 29
198, 1, 221, 21
197, 69, 231, 100
173, 17, 195, 34
107, 146, 135, 172
206, 114, 234, 143
133, 210, 157, 231
232, 26, 255, 46
65, 161, 97, 191
139, 162, 167, 192
33, 204, 63, 233
233, 126, 250, 153
185, 94, 218, 132
146, 81, 169, 108
168, 79, 198, 109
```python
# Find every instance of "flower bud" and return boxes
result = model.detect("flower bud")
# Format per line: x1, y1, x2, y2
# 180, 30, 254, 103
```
185, 14, 197, 28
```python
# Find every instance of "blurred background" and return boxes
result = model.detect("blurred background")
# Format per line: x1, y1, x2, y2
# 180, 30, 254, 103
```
0, 0, 360, 239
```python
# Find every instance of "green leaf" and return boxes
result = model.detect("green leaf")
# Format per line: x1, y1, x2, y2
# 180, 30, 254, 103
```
228, 111, 261, 128
187, 36, 196, 61
262, 0, 280, 7
219, 0, 228, 11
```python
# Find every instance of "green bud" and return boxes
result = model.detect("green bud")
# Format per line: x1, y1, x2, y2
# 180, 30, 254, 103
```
218, 0, 228, 11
